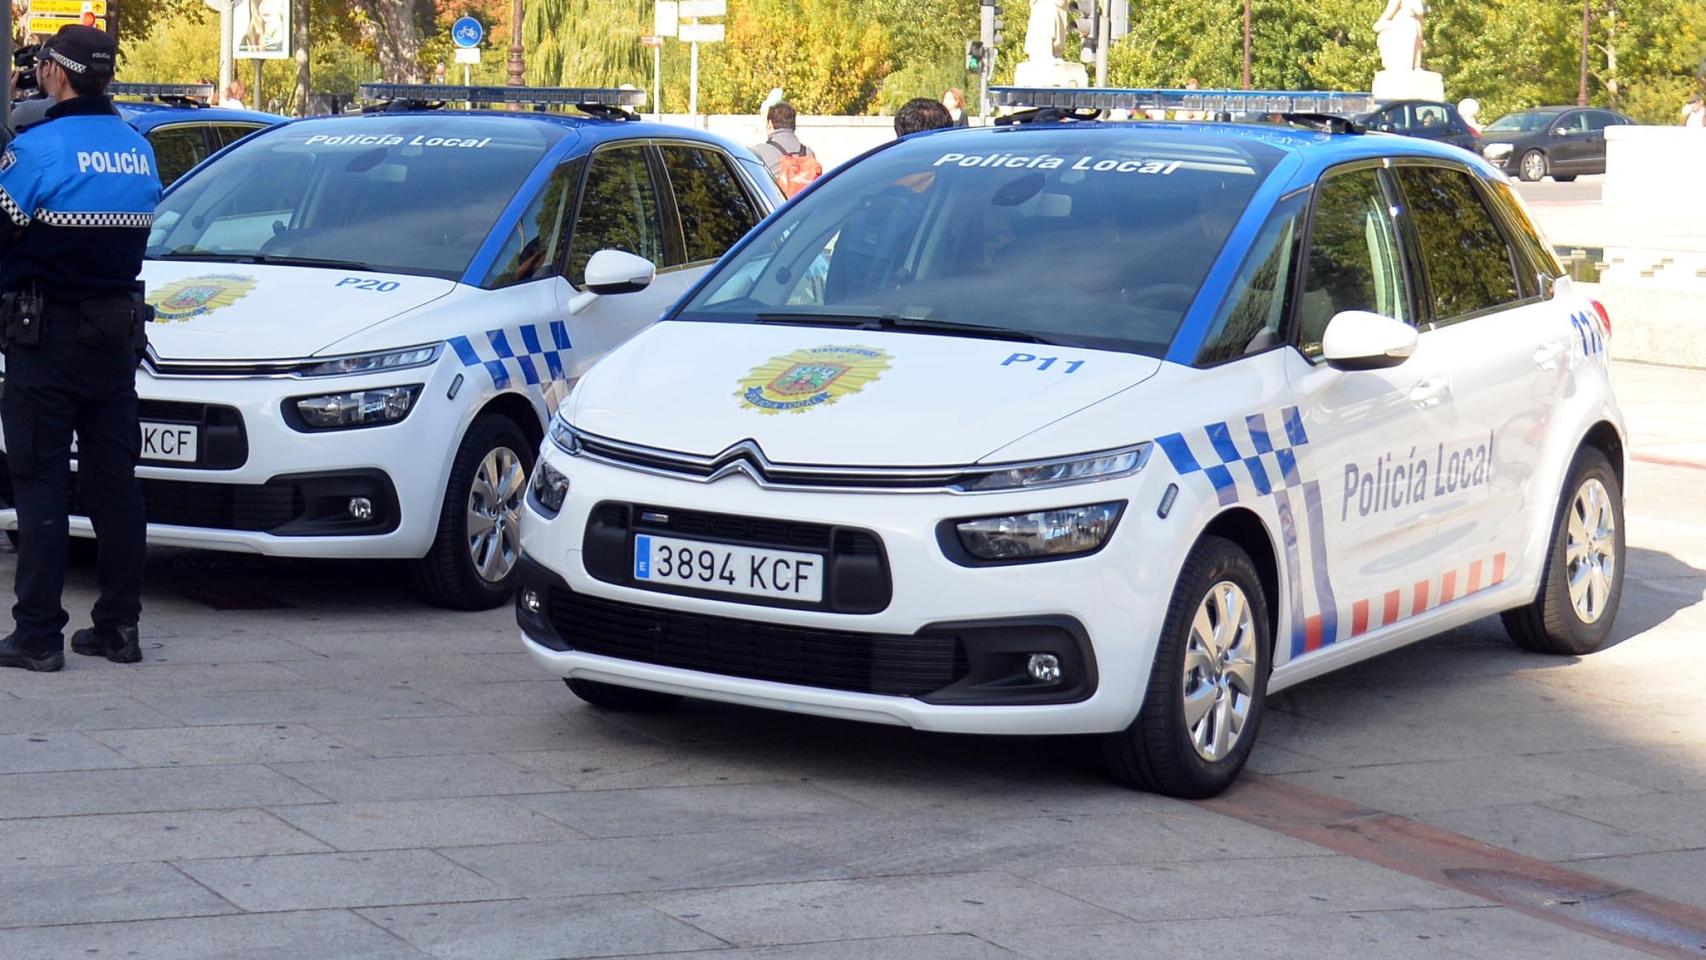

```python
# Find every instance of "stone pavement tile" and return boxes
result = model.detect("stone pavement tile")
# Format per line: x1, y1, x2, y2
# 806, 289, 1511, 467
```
0, 809, 331, 867
619, 934, 1017, 960
1537, 746, 1706, 794
0, 909, 431, 960
1548, 789, 1706, 845
516, 782, 878, 838
0, 861, 236, 928
1251, 709, 1490, 768
271, 798, 585, 851
0, 693, 179, 734
1373, 906, 1653, 960
140, 686, 466, 726
441, 831, 852, 896
1567, 849, 1706, 910
284, 629, 518, 659
0, 764, 326, 818
133, 634, 325, 664
357, 895, 725, 960
591, 699, 874, 747
634, 872, 1125, 947
0, 662, 312, 700
500, 743, 802, 791
1276, 755, 1647, 816
1269, 672, 1605, 724
88, 723, 367, 766
268, 754, 566, 802
177, 849, 514, 912
1028, 855, 1481, 922
282, 653, 535, 689
0, 730, 132, 773
1244, 742, 1326, 775
316, 711, 634, 759
808, 769, 1173, 819
1416, 803, 1666, 862
766, 809, 1331, 879
407, 679, 588, 715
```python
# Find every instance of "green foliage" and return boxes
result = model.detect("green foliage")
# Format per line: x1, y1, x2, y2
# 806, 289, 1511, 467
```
523, 0, 651, 89
692, 0, 890, 114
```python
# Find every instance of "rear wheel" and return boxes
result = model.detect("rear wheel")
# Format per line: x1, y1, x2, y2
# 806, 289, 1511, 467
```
565, 678, 683, 712
1553, 174, 1578, 182
1519, 149, 1550, 182
1501, 448, 1624, 656
1104, 536, 1270, 798
411, 415, 533, 610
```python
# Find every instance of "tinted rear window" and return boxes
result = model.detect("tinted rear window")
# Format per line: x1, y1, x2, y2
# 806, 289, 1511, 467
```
1486, 111, 1560, 132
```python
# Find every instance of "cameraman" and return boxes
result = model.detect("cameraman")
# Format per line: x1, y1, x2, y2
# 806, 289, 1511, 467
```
0, 26, 159, 673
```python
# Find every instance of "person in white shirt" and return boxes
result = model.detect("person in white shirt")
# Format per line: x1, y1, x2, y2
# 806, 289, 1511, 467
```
1683, 97, 1705, 128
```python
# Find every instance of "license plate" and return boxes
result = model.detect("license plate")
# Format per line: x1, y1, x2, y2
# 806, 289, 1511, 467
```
634, 534, 824, 602
140, 422, 198, 463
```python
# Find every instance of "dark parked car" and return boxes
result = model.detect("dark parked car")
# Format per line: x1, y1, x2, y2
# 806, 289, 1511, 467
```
1356, 99, 1480, 153
1479, 106, 1634, 182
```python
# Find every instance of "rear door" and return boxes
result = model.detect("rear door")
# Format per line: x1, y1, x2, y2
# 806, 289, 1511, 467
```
1583, 111, 1618, 173
654, 141, 766, 297
146, 123, 215, 187
1549, 110, 1593, 172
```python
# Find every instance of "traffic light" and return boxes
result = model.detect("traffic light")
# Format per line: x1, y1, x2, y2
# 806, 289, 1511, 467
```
1071, 0, 1099, 60
965, 40, 985, 72
1107, 0, 1129, 41
982, 0, 1004, 53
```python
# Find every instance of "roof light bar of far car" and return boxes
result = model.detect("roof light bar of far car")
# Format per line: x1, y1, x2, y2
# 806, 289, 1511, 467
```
989, 86, 1376, 117
109, 83, 217, 101
357, 83, 647, 108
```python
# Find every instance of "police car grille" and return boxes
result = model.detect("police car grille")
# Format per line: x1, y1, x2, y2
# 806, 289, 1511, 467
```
547, 588, 967, 697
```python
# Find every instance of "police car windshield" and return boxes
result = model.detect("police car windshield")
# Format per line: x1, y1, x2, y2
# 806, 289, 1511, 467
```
678, 127, 1282, 356
145, 116, 565, 281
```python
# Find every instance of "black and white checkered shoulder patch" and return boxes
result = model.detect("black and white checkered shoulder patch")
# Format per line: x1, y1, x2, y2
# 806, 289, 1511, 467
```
0, 187, 30, 227
0, 149, 15, 173
34, 209, 155, 229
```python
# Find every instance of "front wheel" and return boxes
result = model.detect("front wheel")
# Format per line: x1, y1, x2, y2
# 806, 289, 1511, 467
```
411, 415, 533, 610
1104, 536, 1271, 798
1519, 149, 1550, 182
1553, 175, 1578, 183
1501, 448, 1624, 656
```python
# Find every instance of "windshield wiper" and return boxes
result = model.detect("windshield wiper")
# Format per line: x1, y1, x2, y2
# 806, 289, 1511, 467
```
148, 250, 372, 271
752, 312, 1058, 345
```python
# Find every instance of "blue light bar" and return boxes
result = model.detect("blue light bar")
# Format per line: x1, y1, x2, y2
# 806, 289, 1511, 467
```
358, 83, 647, 108
989, 86, 1376, 117
110, 83, 216, 101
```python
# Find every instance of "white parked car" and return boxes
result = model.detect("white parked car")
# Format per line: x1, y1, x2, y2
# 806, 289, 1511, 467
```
516, 88, 1627, 796
0, 85, 782, 609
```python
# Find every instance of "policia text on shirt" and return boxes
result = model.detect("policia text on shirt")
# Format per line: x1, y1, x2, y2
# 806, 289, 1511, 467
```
0, 26, 161, 673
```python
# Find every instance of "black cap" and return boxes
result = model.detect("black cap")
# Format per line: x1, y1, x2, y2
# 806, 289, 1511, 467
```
43, 25, 117, 79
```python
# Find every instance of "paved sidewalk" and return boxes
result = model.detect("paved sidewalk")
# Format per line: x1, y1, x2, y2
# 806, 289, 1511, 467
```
0, 362, 1700, 959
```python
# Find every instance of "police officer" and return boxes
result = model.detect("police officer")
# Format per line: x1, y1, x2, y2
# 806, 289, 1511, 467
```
0, 26, 159, 672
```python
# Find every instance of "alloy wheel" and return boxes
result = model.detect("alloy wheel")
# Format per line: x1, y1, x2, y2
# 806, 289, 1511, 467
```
1566, 477, 1617, 624
1181, 580, 1259, 761
1522, 151, 1547, 181
466, 445, 526, 583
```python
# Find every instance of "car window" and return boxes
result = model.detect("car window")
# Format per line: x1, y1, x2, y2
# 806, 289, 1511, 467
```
1197, 191, 1305, 366
211, 124, 267, 149
1413, 104, 1449, 131
1395, 166, 1523, 322
1486, 111, 1558, 133
1553, 112, 1589, 134
1377, 106, 1410, 131
567, 146, 666, 287
1586, 111, 1617, 132
148, 125, 211, 187
1485, 179, 1564, 293
659, 145, 762, 265
1295, 168, 1408, 359
484, 157, 585, 290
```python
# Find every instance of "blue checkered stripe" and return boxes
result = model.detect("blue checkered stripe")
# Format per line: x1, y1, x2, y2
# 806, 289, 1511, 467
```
446, 321, 573, 391
1154, 406, 1310, 507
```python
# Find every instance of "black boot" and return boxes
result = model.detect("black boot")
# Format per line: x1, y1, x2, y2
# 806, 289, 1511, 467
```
0, 633, 65, 672
70, 624, 143, 664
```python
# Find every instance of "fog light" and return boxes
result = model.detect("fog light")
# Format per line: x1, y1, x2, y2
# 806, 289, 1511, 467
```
347, 497, 373, 521
521, 589, 542, 614
1026, 653, 1062, 683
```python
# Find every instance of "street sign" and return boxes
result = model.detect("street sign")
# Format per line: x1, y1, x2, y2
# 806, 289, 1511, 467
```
29, 0, 107, 14
677, 0, 726, 18
677, 22, 724, 43
26, 13, 103, 33
654, 1, 678, 37
640, 34, 662, 48
452, 16, 483, 48
453, 47, 480, 64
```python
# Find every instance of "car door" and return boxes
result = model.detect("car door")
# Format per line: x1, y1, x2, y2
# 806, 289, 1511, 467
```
1548, 110, 1592, 172
1390, 163, 1553, 597
561, 143, 677, 371
654, 140, 766, 301
1280, 163, 1456, 658
1583, 111, 1617, 173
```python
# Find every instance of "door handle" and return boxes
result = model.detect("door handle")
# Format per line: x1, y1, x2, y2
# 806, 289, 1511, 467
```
1533, 340, 1566, 369
1408, 378, 1450, 408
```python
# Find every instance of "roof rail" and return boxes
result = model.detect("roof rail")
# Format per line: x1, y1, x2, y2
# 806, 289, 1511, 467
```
356, 83, 646, 119
109, 83, 216, 107
989, 86, 1376, 123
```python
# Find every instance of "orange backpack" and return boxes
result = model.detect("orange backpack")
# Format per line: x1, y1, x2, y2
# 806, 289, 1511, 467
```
771, 138, 823, 198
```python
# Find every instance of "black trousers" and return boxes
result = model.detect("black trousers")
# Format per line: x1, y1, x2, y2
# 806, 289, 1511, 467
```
2, 309, 144, 654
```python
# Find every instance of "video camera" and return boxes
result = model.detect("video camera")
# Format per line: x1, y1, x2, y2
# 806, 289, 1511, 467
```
11, 43, 42, 99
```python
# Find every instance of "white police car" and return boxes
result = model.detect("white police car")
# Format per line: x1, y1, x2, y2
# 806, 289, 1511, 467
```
0, 84, 782, 609
515, 88, 1626, 796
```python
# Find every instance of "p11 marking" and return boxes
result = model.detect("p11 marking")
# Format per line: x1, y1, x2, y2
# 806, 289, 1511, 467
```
1003, 353, 1084, 373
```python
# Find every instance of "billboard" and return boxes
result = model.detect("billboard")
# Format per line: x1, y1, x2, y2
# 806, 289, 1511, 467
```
234, 0, 291, 59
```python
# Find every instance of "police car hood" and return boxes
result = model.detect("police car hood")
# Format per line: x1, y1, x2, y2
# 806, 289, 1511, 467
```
140, 261, 456, 361
568, 322, 1164, 466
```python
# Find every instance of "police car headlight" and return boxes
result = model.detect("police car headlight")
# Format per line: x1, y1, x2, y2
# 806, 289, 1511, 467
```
548, 414, 582, 455
296, 344, 442, 378
953, 502, 1125, 561
1482, 143, 1513, 159
291, 385, 422, 430
529, 460, 571, 516
951, 445, 1150, 493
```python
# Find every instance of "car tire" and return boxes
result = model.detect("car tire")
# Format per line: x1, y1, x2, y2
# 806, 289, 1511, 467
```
1553, 175, 1578, 183
1104, 535, 1271, 798
1501, 448, 1624, 656
1519, 149, 1550, 182
565, 678, 683, 712
410, 415, 534, 611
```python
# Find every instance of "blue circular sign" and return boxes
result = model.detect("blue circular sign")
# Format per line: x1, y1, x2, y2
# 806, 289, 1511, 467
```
452, 16, 484, 48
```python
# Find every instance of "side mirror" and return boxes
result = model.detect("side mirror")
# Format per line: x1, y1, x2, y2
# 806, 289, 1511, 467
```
583, 249, 656, 296
1321, 310, 1418, 371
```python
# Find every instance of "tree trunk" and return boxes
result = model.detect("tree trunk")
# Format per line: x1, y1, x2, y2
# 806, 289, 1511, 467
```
291, 0, 311, 115
361, 0, 426, 83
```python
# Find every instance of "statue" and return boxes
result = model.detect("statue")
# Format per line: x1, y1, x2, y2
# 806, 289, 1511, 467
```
1373, 0, 1425, 73
1013, 0, 1087, 89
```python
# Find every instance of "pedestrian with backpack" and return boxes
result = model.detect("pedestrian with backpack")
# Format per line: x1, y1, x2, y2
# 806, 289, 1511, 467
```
751, 101, 822, 199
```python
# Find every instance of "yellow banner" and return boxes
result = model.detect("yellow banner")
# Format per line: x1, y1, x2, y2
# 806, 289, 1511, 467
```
27, 0, 108, 16
26, 13, 107, 35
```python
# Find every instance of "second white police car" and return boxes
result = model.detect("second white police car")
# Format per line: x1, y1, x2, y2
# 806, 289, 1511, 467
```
0, 84, 782, 609
517, 86, 1627, 797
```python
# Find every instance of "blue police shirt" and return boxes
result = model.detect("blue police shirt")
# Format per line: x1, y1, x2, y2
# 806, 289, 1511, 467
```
0, 96, 160, 302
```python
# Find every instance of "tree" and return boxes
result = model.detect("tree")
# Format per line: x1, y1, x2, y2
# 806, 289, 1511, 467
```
357, 0, 433, 82
693, 0, 890, 114
523, 0, 650, 89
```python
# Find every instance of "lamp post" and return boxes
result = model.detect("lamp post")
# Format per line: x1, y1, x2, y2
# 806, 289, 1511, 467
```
1242, 0, 1252, 90
1577, 0, 1590, 106
507, 0, 525, 88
